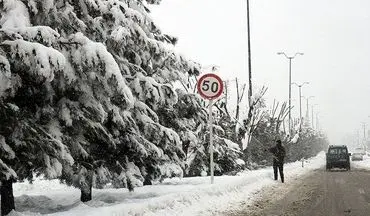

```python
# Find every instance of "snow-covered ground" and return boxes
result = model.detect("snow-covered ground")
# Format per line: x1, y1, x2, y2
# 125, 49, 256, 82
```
7, 152, 331, 216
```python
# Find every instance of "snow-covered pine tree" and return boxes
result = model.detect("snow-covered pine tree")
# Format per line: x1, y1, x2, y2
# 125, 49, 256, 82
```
0, 0, 200, 209
158, 89, 208, 177
159, 88, 244, 177
77, 0, 200, 185
0, 1, 75, 213
54, 32, 136, 201
210, 109, 245, 176
58, 0, 199, 186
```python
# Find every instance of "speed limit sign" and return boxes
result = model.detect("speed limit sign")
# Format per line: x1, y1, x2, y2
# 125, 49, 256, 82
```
197, 73, 224, 100
197, 73, 223, 185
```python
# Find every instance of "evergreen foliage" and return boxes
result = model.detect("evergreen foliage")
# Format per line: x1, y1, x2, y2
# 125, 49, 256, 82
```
0, 0, 202, 205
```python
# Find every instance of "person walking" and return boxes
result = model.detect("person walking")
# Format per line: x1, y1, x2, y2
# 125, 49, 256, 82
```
269, 140, 286, 183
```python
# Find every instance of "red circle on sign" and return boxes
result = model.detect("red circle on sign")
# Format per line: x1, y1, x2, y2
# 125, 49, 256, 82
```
197, 73, 224, 100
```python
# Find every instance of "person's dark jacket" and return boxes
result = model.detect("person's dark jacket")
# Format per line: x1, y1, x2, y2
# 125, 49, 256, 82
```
269, 143, 286, 164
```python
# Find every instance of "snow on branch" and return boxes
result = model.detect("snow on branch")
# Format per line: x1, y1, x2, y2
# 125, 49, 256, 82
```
145, 0, 162, 5
0, 54, 11, 97
0, 0, 30, 28
63, 32, 134, 105
0, 135, 15, 160
43, 154, 63, 179
128, 133, 163, 158
129, 72, 178, 109
0, 159, 17, 180
2, 39, 66, 82
135, 100, 159, 123
159, 163, 183, 179
27, 0, 55, 15
3, 26, 60, 46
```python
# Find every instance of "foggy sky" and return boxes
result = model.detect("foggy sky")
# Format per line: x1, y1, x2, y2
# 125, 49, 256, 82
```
150, 0, 370, 144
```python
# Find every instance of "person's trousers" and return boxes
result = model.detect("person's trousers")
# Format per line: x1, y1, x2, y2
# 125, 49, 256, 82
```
273, 163, 284, 183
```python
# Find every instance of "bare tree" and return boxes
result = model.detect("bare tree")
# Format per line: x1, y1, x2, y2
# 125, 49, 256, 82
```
269, 100, 290, 133
219, 80, 231, 118
218, 78, 246, 121
179, 75, 198, 93
235, 78, 246, 121
246, 86, 267, 126
238, 86, 268, 151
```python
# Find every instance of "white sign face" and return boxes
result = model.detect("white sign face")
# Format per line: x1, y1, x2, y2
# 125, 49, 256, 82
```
197, 74, 224, 100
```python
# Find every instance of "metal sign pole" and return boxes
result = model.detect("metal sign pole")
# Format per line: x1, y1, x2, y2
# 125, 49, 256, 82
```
209, 99, 214, 184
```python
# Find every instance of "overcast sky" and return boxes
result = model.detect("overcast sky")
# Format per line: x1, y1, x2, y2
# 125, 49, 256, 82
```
150, 0, 370, 145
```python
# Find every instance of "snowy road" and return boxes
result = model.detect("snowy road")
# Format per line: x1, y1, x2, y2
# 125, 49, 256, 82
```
230, 162, 370, 216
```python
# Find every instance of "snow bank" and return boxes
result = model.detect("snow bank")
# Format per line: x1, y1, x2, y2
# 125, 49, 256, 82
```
9, 153, 326, 216
350, 154, 370, 170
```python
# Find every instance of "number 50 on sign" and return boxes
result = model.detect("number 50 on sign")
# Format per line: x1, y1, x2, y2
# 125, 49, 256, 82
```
197, 73, 224, 100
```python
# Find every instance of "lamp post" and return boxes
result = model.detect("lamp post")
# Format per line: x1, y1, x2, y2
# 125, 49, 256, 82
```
302, 96, 314, 125
277, 52, 304, 134
361, 122, 367, 152
292, 82, 309, 131
316, 112, 320, 131
311, 104, 318, 129
361, 122, 367, 140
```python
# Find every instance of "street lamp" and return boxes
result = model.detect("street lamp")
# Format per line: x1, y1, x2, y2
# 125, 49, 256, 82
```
302, 96, 314, 124
292, 82, 309, 131
361, 122, 367, 151
277, 52, 304, 134
316, 112, 320, 131
311, 104, 318, 129
361, 122, 367, 140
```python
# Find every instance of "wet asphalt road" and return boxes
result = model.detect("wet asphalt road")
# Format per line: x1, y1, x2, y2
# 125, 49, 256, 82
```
232, 165, 370, 216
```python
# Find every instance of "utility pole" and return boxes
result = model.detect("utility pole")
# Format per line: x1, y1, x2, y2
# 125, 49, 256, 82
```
245, 0, 254, 153
277, 52, 304, 134
246, 0, 252, 105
